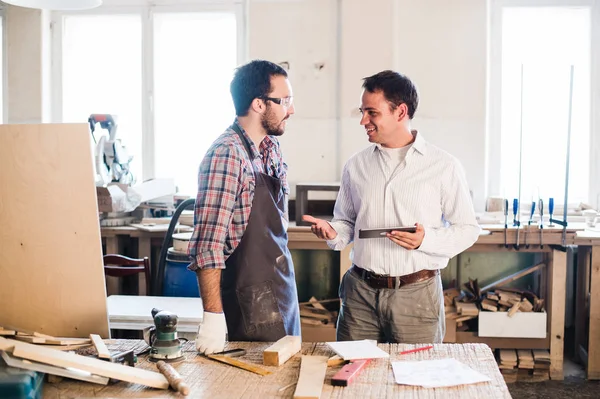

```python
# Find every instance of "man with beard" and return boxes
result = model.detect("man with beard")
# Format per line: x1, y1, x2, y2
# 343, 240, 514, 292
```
303, 70, 479, 344
188, 60, 299, 354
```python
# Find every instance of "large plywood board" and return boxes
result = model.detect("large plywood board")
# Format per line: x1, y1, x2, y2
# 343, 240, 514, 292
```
0, 124, 109, 338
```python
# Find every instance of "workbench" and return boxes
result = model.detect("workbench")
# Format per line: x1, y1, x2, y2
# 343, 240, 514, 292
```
101, 223, 571, 379
43, 340, 510, 398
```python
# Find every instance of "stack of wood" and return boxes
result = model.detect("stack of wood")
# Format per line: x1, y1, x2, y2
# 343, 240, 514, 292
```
532, 350, 550, 381
496, 349, 550, 383
480, 289, 544, 316
517, 349, 535, 381
443, 287, 479, 331
0, 326, 169, 389
497, 349, 518, 383
0, 328, 92, 351
299, 297, 338, 327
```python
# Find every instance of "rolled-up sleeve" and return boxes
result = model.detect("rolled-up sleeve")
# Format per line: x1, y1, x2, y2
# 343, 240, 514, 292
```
187, 145, 244, 270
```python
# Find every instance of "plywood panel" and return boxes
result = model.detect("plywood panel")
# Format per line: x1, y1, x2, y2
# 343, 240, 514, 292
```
0, 123, 109, 338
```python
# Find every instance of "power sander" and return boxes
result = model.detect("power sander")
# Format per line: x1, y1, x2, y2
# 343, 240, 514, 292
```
143, 308, 184, 363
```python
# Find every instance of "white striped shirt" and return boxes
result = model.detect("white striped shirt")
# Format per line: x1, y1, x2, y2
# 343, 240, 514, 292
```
327, 131, 480, 276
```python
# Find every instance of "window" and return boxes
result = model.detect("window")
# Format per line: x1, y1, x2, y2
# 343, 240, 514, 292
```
154, 12, 237, 196
61, 14, 143, 180
53, 4, 242, 195
489, 2, 594, 206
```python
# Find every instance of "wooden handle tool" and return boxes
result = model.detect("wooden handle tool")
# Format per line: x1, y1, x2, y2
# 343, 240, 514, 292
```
156, 360, 190, 395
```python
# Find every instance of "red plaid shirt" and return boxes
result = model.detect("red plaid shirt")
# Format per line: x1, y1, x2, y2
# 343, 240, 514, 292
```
187, 120, 289, 270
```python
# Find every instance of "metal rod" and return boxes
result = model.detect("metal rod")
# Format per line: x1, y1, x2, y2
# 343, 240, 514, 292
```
515, 64, 524, 250
561, 65, 575, 246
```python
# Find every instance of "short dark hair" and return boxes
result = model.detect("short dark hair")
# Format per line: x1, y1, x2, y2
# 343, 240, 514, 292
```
230, 60, 288, 116
362, 70, 419, 119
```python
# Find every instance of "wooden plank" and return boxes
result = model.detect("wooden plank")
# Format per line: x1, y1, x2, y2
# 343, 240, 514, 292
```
0, 124, 109, 338
547, 249, 567, 380
1, 337, 168, 389
481, 262, 546, 292
588, 245, 600, 379
207, 355, 272, 376
575, 246, 591, 365
263, 335, 301, 366
90, 334, 111, 359
0, 351, 109, 385
293, 355, 328, 399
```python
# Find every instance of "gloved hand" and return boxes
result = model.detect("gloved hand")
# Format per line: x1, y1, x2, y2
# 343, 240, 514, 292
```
196, 311, 227, 354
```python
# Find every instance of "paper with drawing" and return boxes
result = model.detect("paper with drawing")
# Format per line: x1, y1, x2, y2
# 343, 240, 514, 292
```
392, 358, 492, 388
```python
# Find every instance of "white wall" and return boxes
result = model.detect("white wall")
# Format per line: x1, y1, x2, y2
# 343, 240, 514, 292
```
5, 5, 52, 123
249, 0, 488, 210
5, 0, 489, 210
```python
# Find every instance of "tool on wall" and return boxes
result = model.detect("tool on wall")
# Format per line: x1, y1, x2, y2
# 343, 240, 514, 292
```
512, 199, 521, 250
548, 66, 575, 246
514, 64, 524, 251
538, 199, 544, 248
143, 308, 184, 363
525, 200, 536, 249
503, 199, 509, 248
548, 197, 555, 227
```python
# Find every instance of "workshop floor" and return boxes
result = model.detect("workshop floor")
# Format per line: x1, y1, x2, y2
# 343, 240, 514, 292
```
507, 327, 600, 398
508, 358, 600, 398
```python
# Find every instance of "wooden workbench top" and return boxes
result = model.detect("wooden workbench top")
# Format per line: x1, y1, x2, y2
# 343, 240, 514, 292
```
43, 340, 510, 398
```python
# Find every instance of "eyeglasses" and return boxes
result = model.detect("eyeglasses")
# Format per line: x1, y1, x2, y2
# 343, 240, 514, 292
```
261, 96, 294, 108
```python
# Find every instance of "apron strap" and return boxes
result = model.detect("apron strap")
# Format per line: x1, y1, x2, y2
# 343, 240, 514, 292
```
231, 122, 254, 161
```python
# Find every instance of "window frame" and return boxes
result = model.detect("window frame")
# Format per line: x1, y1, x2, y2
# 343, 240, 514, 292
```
50, 0, 247, 182
488, 0, 600, 208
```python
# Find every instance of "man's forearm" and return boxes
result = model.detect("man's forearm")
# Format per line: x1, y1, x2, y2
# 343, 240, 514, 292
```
196, 269, 223, 313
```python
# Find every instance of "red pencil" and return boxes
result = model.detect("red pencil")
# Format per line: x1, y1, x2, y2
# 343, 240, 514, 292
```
399, 345, 434, 355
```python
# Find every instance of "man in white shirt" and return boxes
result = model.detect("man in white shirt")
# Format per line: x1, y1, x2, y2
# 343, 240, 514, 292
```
303, 70, 480, 343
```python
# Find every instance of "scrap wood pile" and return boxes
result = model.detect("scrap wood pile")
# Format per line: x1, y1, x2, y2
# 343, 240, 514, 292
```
444, 262, 547, 330
497, 349, 550, 383
299, 297, 339, 327
0, 325, 169, 389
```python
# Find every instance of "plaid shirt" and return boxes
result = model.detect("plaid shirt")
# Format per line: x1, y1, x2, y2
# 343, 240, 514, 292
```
187, 119, 289, 270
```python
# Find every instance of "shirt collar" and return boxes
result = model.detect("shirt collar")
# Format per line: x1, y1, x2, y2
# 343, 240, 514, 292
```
373, 129, 428, 155
233, 118, 262, 159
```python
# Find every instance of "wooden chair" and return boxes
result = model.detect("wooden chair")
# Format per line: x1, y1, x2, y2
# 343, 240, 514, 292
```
103, 254, 150, 295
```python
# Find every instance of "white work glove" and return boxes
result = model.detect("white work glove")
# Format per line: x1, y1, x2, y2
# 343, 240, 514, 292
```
196, 311, 227, 355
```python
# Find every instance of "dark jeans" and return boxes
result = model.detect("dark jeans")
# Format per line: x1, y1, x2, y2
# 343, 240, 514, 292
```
336, 268, 445, 343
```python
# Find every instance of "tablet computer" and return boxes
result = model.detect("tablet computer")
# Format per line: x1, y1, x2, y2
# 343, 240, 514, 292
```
358, 226, 417, 239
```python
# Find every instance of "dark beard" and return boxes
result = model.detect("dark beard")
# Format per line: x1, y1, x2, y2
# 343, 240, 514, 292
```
261, 106, 285, 136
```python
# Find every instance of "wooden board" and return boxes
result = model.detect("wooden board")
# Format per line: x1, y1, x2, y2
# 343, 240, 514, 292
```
293, 355, 328, 399
0, 350, 109, 385
0, 124, 109, 338
0, 337, 168, 389
90, 334, 111, 359
548, 249, 567, 380
263, 335, 301, 366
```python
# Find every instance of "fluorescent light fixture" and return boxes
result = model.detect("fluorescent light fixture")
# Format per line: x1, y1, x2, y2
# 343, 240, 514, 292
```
2, 0, 102, 10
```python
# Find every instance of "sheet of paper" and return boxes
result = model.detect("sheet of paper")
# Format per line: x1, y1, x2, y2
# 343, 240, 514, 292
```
326, 340, 389, 360
391, 358, 492, 388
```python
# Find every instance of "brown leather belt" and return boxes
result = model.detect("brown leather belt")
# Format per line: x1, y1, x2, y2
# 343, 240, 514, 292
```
351, 265, 439, 289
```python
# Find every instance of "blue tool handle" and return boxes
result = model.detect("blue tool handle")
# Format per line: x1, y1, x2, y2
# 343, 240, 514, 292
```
549, 197, 554, 214
513, 199, 518, 215
530, 201, 536, 217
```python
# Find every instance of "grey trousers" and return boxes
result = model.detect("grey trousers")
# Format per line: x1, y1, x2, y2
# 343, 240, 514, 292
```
336, 268, 445, 343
